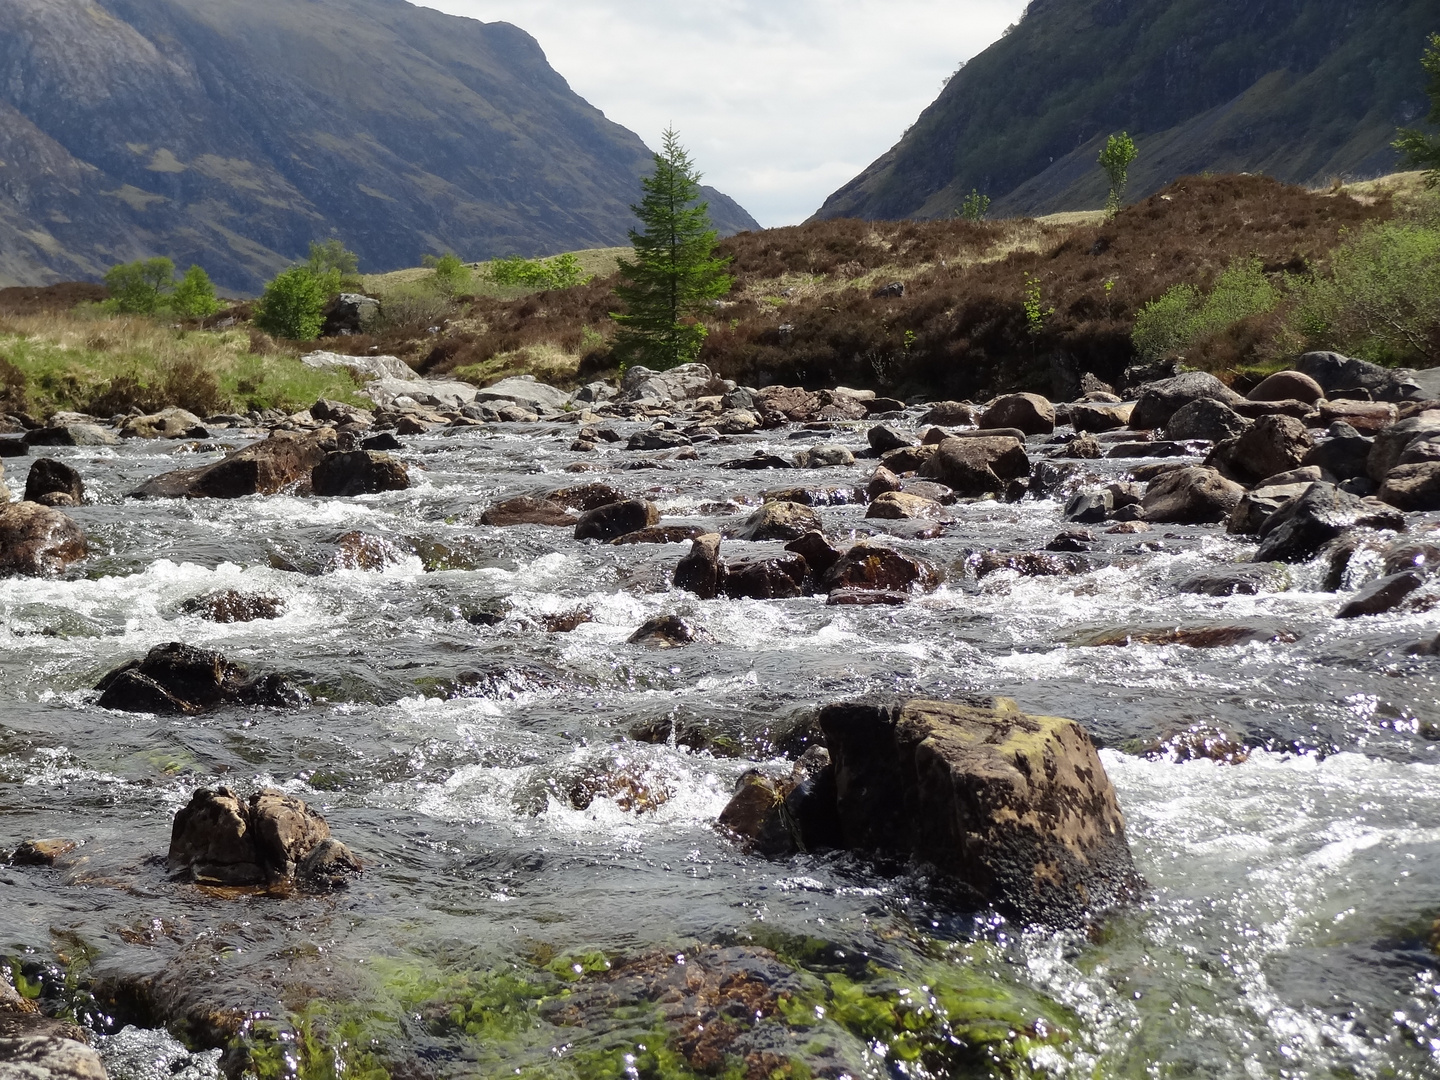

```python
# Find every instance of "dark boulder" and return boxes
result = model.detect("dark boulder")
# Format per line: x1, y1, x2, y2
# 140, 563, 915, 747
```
22, 458, 84, 505
1177, 564, 1289, 596
24, 422, 118, 448
818, 698, 1142, 923
1069, 402, 1132, 433
1254, 483, 1405, 563
867, 424, 914, 454
180, 590, 286, 623
0, 502, 87, 576
95, 643, 307, 715
793, 444, 856, 468
865, 491, 945, 520
1140, 467, 1244, 524
722, 552, 807, 599
1295, 351, 1423, 402
628, 615, 711, 648
820, 540, 938, 594
673, 533, 722, 598
575, 499, 659, 541
1164, 398, 1251, 442
918, 436, 1029, 497
1378, 462, 1440, 511
717, 747, 841, 857
611, 525, 707, 545
133, 429, 332, 499
918, 401, 979, 426
1208, 415, 1314, 484
1130, 372, 1245, 430
1303, 433, 1373, 481
1336, 572, 1424, 618
311, 450, 409, 496
627, 428, 691, 451
784, 531, 843, 579
1369, 412, 1440, 481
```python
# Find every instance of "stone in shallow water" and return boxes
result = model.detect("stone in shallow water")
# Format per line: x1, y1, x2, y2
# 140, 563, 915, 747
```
0, 501, 87, 577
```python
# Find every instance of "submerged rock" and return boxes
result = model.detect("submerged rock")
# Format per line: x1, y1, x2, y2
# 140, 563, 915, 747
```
179, 590, 286, 623
479, 496, 577, 527
628, 615, 711, 647
0, 502, 87, 576
1336, 571, 1424, 618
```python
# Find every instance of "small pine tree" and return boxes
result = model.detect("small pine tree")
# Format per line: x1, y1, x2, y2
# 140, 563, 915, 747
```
253, 266, 328, 341
1099, 132, 1139, 213
170, 265, 221, 318
1394, 32, 1440, 186
103, 257, 175, 315
611, 128, 733, 370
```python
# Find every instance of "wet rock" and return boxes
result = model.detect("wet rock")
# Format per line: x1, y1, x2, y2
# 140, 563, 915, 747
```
918, 435, 1029, 497
919, 400, 979, 426
719, 452, 792, 471
0, 502, 87, 577
819, 698, 1141, 922
611, 525, 707, 545
95, 643, 306, 715
826, 587, 913, 606
1232, 398, 1316, 421
331, 530, 406, 571
879, 444, 937, 473
793, 443, 855, 468
179, 590, 286, 623
673, 533, 721, 598
1136, 725, 1250, 765
1164, 398, 1251, 442
628, 615, 711, 647
1227, 477, 1319, 535
1130, 371, 1245, 430
1382, 541, 1440, 577
784, 530, 842, 579
721, 552, 807, 599
1336, 571, 1425, 618
865, 465, 903, 499
1247, 370, 1325, 404
575, 498, 659, 541
1064, 489, 1112, 524
718, 748, 841, 857
1076, 625, 1296, 648
1069, 402, 1132, 433
1303, 432, 1373, 480
22, 459, 83, 506
481, 496, 576, 527
119, 407, 208, 439
311, 450, 409, 496
24, 422, 118, 448
1140, 466, 1244, 524
1060, 433, 1103, 458
1177, 564, 1290, 596
296, 837, 365, 891
1378, 462, 1440, 511
865, 490, 944, 520
1319, 400, 1398, 434
0, 1013, 107, 1080
736, 500, 822, 541
713, 408, 759, 434
628, 428, 691, 451
820, 540, 938, 593
361, 432, 404, 452
1254, 482, 1404, 563
10, 838, 79, 866
761, 485, 861, 507
866, 395, 907, 415
167, 786, 355, 888
982, 392, 1055, 435
867, 424, 913, 454
1046, 528, 1094, 552
974, 550, 1089, 577
132, 429, 332, 499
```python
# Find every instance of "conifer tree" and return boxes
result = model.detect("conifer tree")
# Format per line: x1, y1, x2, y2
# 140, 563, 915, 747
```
1395, 32, 1440, 186
611, 128, 732, 369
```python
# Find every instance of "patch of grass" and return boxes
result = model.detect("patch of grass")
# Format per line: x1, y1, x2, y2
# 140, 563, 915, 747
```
0, 310, 366, 418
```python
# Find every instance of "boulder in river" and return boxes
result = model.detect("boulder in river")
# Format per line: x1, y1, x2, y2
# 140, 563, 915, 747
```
919, 400, 979, 426
0, 501, 87, 576
736, 500, 822, 541
1303, 431, 1373, 480
1378, 462, 1440, 511
95, 643, 308, 714
180, 590, 286, 623
473, 374, 571, 412
1336, 571, 1424, 618
918, 435, 1029, 497
982, 393, 1055, 435
22, 458, 84, 506
574, 498, 659, 541
865, 490, 945, 520
1140, 466, 1244, 524
1130, 371, 1245, 430
1254, 482, 1404, 563
673, 533, 722, 598
1164, 398, 1251, 442
1247, 370, 1325, 405
479, 496, 577, 527
628, 615, 711, 648
867, 424, 913, 454
168, 786, 358, 888
133, 429, 333, 499
119, 407, 208, 440
1368, 412, 1440, 481
1209, 415, 1314, 484
1069, 402, 1132, 433
820, 540, 938, 594
793, 444, 855, 469
311, 450, 409, 496
24, 421, 118, 448
722, 552, 807, 599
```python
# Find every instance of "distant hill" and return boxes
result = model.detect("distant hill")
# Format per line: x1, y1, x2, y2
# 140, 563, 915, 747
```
0, 0, 758, 293
815, 0, 1439, 222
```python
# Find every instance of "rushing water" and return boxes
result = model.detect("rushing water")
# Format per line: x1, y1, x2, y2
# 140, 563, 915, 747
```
2, 414, 1439, 1079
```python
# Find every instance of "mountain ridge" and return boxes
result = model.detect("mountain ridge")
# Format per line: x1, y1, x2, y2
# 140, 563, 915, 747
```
0, 0, 757, 293
815, 0, 1439, 222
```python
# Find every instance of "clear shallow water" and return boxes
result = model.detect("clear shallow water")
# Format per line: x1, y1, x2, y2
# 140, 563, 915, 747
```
1, 419, 1438, 1078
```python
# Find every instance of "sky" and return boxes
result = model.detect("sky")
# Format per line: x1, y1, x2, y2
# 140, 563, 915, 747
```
413, 0, 1029, 228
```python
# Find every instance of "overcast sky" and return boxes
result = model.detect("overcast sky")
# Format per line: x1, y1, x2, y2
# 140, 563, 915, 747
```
414, 0, 1029, 227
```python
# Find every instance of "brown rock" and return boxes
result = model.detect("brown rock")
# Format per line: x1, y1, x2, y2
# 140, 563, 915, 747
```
826, 588, 911, 606
480, 496, 577, 526
1141, 466, 1244, 524
1247, 370, 1325, 404
10, 838, 78, 866
674, 533, 721, 598
0, 502, 87, 576
918, 435, 1029, 497
879, 444, 937, 473
179, 590, 286, 623
865, 466, 903, 499
575, 499, 660, 541
548, 483, 626, 511
820, 540, 938, 593
1212, 415, 1314, 483
22, 458, 83, 505
1379, 461, 1440, 511
332, 531, 406, 570
311, 450, 409, 496
722, 552, 807, 599
133, 429, 334, 499
918, 401, 979, 426
167, 786, 351, 888
974, 551, 1090, 578
736, 500, 822, 541
1319, 400, 1398, 435
611, 525, 707, 545
1070, 402, 1132, 433
819, 698, 1142, 922
982, 392, 1055, 435
120, 406, 208, 439
1336, 571, 1424, 618
864, 491, 944, 520
784, 531, 842, 579
628, 615, 710, 647
756, 385, 820, 421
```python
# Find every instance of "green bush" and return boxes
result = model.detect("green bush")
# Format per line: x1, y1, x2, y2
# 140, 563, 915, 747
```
1288, 220, 1440, 367
487, 252, 591, 290
103, 257, 176, 315
169, 265, 221, 318
307, 239, 360, 292
422, 252, 474, 296
253, 267, 329, 341
1132, 258, 1278, 361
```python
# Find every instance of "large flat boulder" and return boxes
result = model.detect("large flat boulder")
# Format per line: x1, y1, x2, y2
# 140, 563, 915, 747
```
622, 362, 715, 403
474, 374, 571, 411
132, 429, 333, 499
302, 350, 414, 380
1295, 351, 1424, 402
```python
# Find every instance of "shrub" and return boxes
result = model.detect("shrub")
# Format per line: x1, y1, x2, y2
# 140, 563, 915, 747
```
487, 253, 591, 290
1287, 220, 1440, 366
958, 190, 990, 221
307, 239, 360, 291
1132, 258, 1279, 361
1099, 133, 1138, 213
374, 282, 456, 334
103, 257, 176, 315
422, 252, 474, 296
169, 265, 221, 318
254, 267, 329, 341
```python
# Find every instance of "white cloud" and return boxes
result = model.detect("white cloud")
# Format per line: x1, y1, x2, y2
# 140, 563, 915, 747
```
412, 0, 1028, 226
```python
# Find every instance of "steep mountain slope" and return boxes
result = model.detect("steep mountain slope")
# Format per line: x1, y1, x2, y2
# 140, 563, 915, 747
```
815, 0, 1439, 221
0, 0, 757, 292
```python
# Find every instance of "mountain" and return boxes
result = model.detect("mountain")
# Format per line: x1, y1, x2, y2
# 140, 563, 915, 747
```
815, 0, 1439, 222
0, 0, 758, 293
